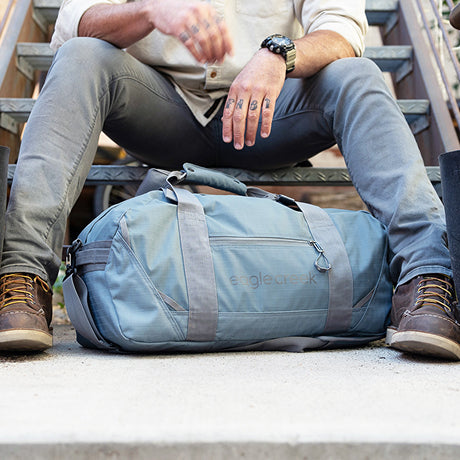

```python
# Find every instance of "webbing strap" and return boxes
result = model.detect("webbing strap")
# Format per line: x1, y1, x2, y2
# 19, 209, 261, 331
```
74, 241, 111, 275
296, 201, 354, 334
173, 186, 219, 341
63, 273, 115, 350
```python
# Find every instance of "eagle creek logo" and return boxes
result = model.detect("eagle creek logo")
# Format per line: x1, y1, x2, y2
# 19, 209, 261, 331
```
230, 272, 317, 290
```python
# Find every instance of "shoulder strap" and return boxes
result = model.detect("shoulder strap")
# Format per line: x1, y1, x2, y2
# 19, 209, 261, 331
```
62, 273, 117, 350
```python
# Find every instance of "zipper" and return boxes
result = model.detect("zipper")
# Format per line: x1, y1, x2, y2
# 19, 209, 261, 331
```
211, 236, 308, 246
210, 236, 331, 272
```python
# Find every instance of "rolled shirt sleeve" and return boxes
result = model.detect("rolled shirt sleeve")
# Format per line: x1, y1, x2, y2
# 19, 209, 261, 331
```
295, 0, 368, 56
50, 0, 125, 51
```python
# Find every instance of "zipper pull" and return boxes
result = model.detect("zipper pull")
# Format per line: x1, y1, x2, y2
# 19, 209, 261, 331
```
310, 240, 331, 272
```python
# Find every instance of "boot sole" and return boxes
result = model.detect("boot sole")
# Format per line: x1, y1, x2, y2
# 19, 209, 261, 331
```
390, 330, 460, 361
0, 329, 52, 352
385, 326, 397, 345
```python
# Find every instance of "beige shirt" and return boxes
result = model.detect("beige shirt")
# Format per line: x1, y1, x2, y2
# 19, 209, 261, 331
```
51, 0, 368, 125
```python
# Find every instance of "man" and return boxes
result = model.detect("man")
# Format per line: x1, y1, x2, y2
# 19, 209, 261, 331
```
0, 0, 458, 359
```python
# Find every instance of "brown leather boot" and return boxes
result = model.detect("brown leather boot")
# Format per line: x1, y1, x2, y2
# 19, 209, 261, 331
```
386, 274, 460, 360
0, 273, 53, 351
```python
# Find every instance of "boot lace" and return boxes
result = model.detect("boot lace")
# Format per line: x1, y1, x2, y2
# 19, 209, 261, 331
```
415, 276, 454, 313
0, 274, 50, 310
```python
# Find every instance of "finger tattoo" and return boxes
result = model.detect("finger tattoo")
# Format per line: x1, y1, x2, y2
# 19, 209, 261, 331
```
236, 99, 244, 109
264, 98, 271, 109
226, 98, 235, 109
203, 20, 210, 29
250, 101, 258, 111
191, 24, 200, 34
179, 32, 190, 43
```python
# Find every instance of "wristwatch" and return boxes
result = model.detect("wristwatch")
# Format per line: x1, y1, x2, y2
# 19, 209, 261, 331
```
260, 34, 296, 74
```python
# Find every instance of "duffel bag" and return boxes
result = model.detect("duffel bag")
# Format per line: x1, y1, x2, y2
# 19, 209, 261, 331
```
63, 163, 393, 353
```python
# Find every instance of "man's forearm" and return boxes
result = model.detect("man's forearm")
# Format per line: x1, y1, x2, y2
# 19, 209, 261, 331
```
78, 0, 233, 62
78, 1, 154, 49
289, 30, 356, 78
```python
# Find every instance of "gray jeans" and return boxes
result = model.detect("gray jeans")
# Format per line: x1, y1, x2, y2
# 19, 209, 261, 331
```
0, 37, 452, 287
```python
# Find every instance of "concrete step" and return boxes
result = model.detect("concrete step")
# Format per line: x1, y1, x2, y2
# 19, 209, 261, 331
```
15, 42, 413, 80
32, 0, 400, 27
0, 97, 430, 135
0, 323, 458, 460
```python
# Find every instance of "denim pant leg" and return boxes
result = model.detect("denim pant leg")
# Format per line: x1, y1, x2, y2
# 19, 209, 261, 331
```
0, 37, 215, 286
310, 58, 451, 286
217, 57, 451, 286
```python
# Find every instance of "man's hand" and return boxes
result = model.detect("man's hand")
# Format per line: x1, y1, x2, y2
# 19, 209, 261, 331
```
222, 49, 286, 150
149, 0, 233, 63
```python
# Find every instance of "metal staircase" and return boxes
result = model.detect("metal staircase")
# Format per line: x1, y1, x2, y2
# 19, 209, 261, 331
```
1, 0, 459, 192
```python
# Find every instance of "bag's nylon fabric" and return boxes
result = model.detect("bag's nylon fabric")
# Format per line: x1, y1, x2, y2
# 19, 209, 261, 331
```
63, 166, 393, 353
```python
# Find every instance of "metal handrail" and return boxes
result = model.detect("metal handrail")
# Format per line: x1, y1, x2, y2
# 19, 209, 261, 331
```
412, 0, 460, 131
0, 0, 15, 37
0, 0, 32, 94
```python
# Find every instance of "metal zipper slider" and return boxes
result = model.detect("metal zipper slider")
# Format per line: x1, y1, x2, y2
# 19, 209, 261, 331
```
309, 240, 332, 272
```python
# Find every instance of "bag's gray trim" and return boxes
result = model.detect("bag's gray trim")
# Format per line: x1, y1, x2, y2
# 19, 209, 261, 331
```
159, 291, 187, 312
173, 186, 219, 341
63, 273, 116, 350
246, 187, 278, 200
75, 248, 110, 267
73, 242, 111, 274
135, 168, 169, 196
120, 216, 131, 247
353, 288, 375, 310
228, 334, 384, 352
296, 201, 354, 334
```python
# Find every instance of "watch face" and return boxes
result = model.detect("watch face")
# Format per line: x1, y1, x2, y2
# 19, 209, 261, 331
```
273, 37, 291, 46
272, 36, 291, 47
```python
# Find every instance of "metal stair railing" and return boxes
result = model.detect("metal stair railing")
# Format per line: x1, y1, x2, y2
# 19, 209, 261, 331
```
0, 0, 51, 158
417, 0, 460, 130
382, 0, 460, 163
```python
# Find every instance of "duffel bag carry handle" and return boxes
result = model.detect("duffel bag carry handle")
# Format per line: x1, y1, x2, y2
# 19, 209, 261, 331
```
136, 163, 248, 196
176, 163, 248, 195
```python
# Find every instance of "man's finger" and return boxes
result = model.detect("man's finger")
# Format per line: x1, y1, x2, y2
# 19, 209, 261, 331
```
179, 12, 232, 63
178, 26, 205, 62
202, 16, 225, 62
260, 96, 275, 139
222, 96, 236, 144
232, 97, 249, 150
245, 98, 262, 147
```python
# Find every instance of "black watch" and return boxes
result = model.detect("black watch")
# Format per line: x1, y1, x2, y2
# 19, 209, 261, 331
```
260, 34, 296, 73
